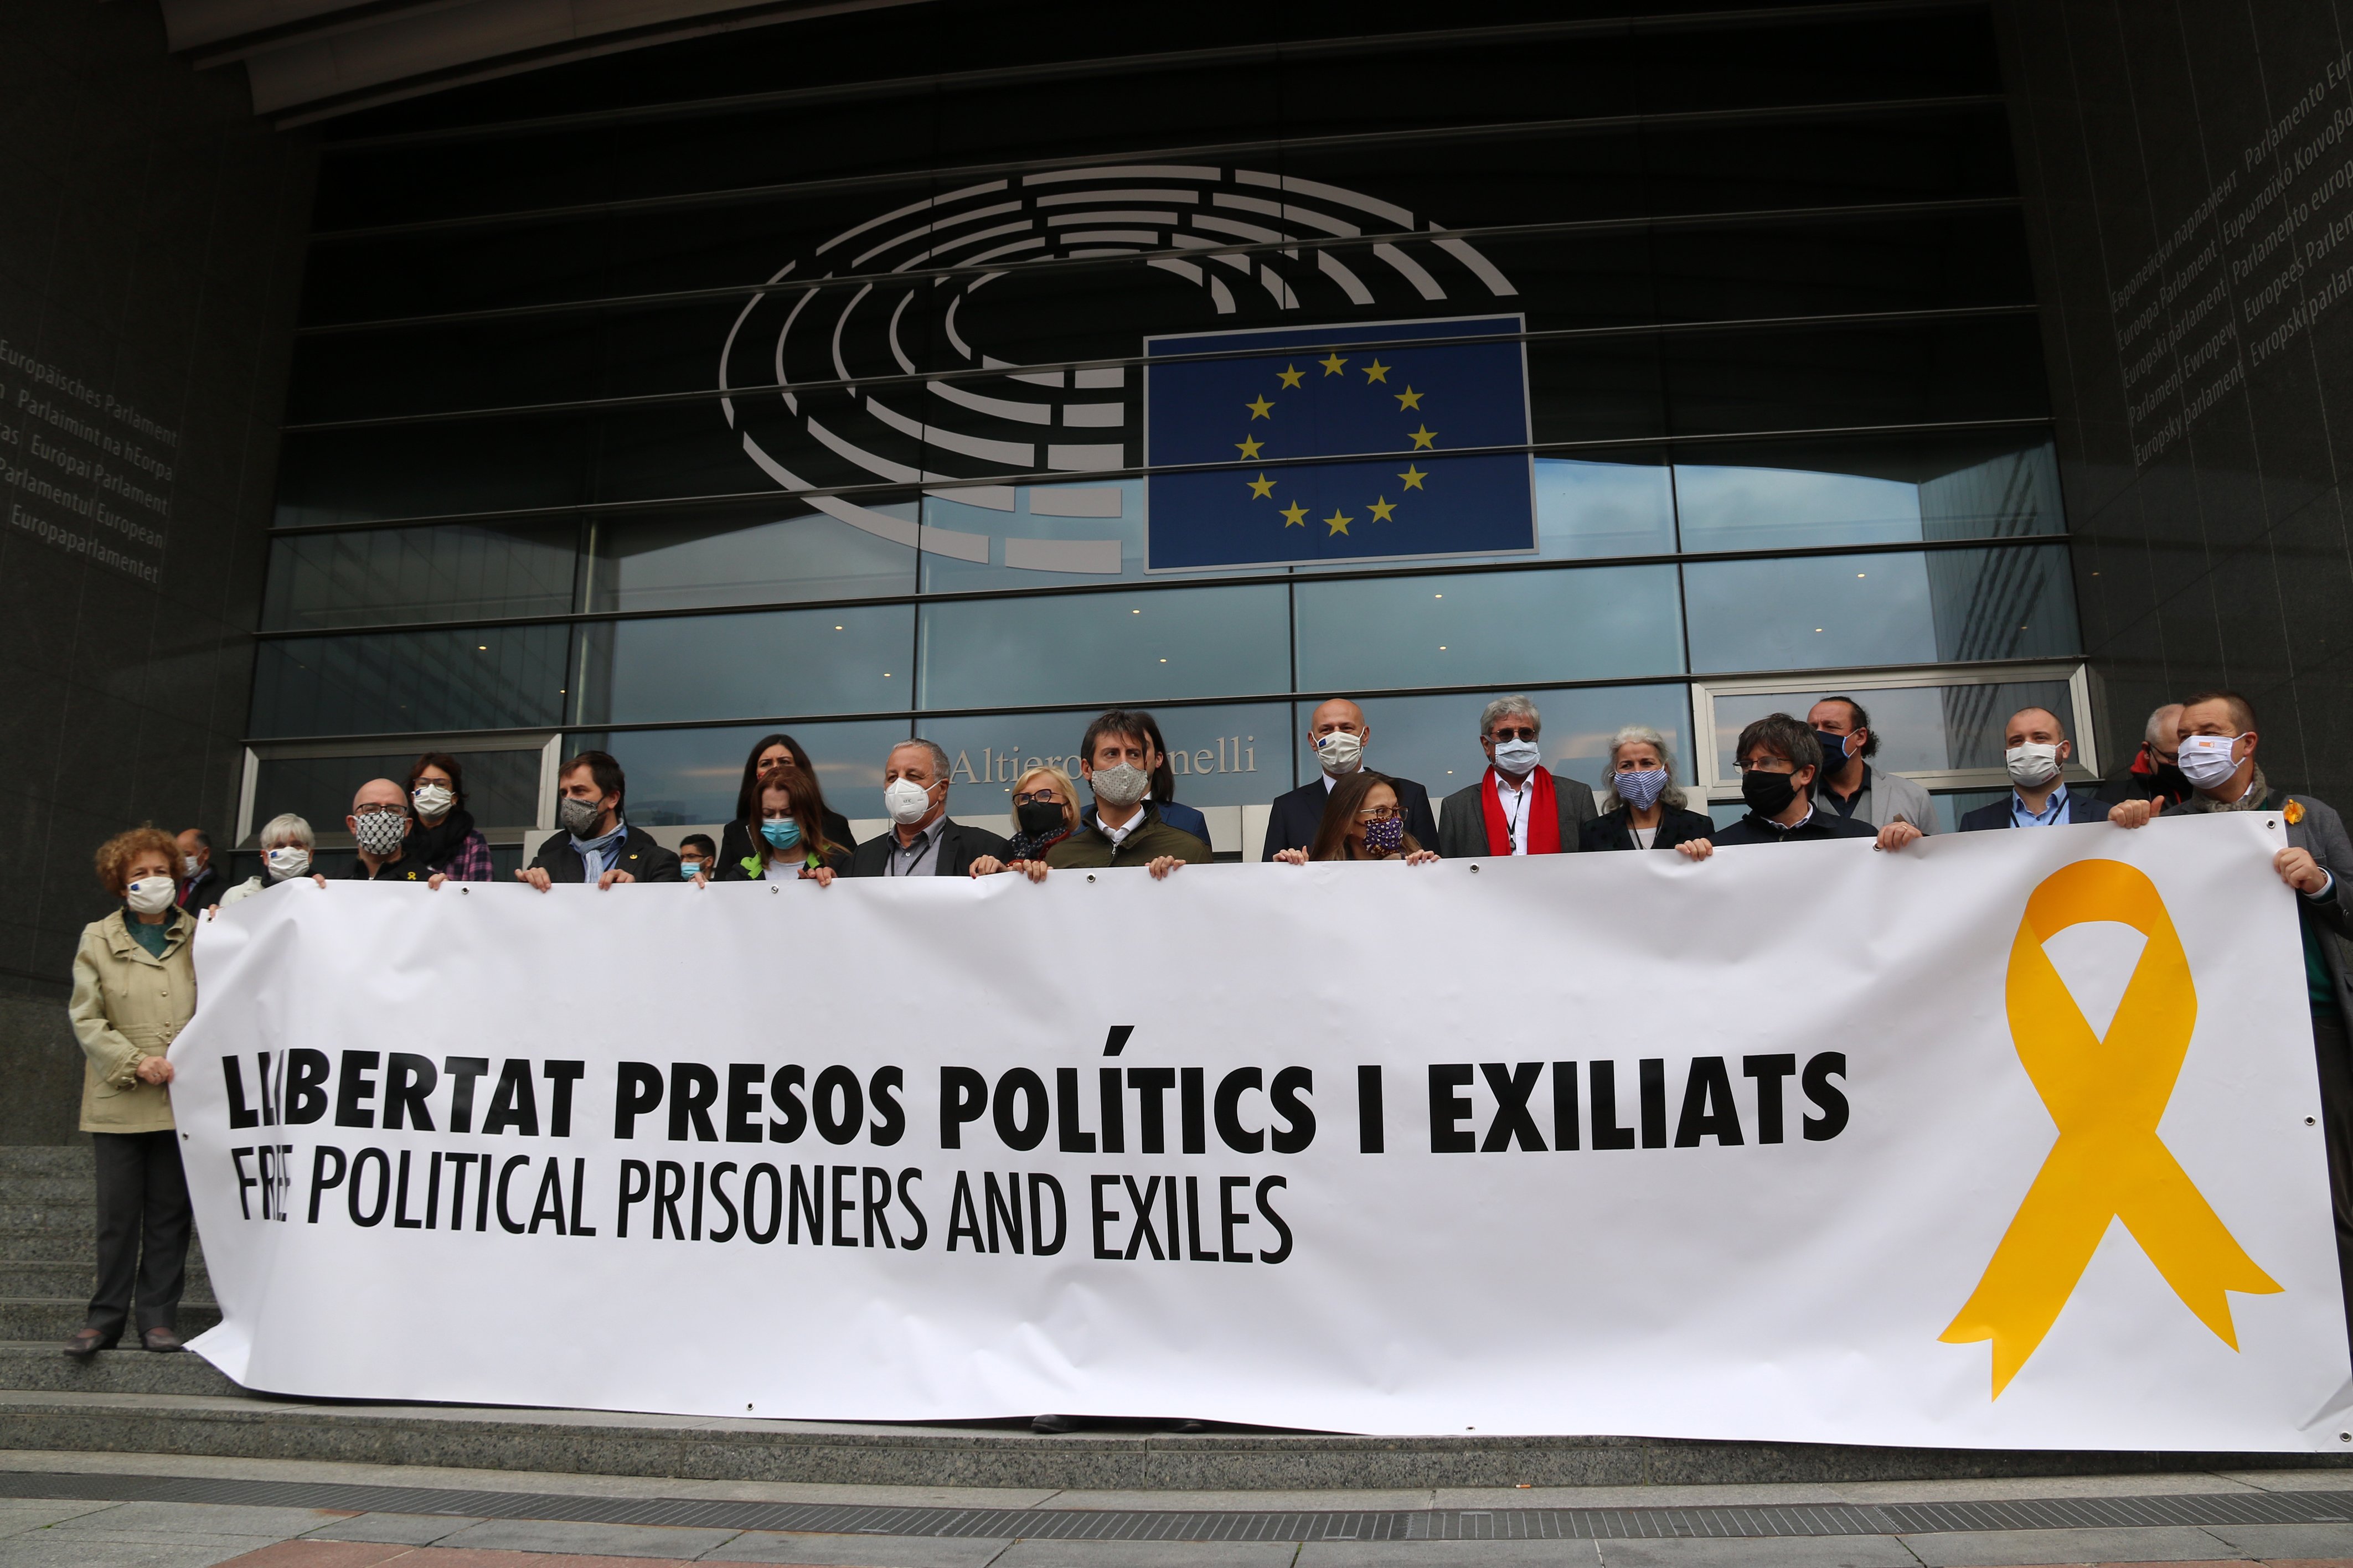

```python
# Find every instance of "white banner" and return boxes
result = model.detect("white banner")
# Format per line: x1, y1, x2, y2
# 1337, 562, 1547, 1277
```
173, 814, 2353, 1450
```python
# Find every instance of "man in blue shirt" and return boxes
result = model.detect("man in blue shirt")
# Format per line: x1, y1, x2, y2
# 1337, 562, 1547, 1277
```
1958, 706, 2109, 831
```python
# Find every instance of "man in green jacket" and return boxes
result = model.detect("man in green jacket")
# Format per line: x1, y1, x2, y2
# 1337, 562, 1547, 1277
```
1045, 710, 1213, 876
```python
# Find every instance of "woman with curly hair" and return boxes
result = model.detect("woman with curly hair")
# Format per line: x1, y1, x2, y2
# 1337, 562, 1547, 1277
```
65, 826, 197, 1359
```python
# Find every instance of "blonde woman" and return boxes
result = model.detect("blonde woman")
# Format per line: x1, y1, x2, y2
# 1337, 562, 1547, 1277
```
65, 827, 197, 1358
970, 764, 1081, 882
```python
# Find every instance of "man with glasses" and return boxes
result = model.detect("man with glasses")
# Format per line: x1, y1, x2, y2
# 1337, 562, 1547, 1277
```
341, 779, 425, 882
1705, 715, 1879, 847
848, 739, 1008, 878
1435, 695, 1598, 859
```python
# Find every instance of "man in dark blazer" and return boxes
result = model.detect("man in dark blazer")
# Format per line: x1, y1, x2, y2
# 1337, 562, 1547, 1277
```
1958, 706, 2109, 831
848, 740, 1009, 877
1435, 696, 1599, 858
1260, 697, 1439, 859
521, 750, 680, 889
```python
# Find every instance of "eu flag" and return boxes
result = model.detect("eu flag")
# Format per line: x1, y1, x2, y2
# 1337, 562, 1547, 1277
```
1144, 315, 1534, 571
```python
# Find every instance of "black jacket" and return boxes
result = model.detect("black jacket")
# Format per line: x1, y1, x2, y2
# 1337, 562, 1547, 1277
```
1580, 805, 1719, 852
1711, 809, 1876, 846
1260, 775, 1439, 860
178, 867, 229, 911
339, 851, 425, 882
847, 818, 1009, 878
718, 813, 856, 874
529, 825, 681, 884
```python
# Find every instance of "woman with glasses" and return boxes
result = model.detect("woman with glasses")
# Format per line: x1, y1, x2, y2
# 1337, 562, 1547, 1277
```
1581, 725, 1717, 858
971, 765, 1082, 882
714, 763, 850, 884
409, 752, 493, 883
715, 733, 855, 877
1275, 771, 1439, 865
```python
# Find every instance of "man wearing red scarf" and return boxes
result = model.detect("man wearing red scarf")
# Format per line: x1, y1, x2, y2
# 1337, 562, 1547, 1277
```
1434, 695, 1598, 858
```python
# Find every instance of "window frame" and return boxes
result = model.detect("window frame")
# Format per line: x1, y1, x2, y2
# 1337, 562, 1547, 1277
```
236, 731, 568, 849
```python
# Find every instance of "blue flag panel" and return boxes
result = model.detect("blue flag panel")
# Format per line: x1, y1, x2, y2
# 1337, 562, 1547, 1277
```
1144, 316, 1535, 571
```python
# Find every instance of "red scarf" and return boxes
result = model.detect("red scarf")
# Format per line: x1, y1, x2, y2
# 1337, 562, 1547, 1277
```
1479, 766, 1560, 855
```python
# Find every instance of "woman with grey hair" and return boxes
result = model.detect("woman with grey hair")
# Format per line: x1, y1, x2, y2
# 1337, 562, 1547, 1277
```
216, 814, 326, 908
1580, 726, 1717, 857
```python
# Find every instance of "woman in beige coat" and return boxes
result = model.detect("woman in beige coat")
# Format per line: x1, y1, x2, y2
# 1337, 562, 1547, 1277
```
64, 827, 195, 1358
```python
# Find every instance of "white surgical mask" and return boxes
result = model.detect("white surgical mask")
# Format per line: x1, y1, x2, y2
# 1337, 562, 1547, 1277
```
125, 877, 176, 915
1491, 738, 1542, 775
412, 783, 455, 818
1088, 763, 1152, 809
265, 846, 311, 879
1313, 731, 1365, 775
883, 778, 935, 826
2177, 732, 2246, 790
182, 855, 202, 878
2005, 742, 2062, 788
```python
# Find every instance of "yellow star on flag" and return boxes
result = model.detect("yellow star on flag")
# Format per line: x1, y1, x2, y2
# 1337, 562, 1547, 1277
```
1363, 360, 1390, 383
1236, 435, 1263, 458
1246, 395, 1274, 420
1246, 473, 1276, 499
1395, 386, 1422, 410
1399, 465, 1427, 490
1324, 509, 1353, 535
1367, 496, 1396, 522
1408, 425, 1436, 449
1280, 501, 1308, 527
1277, 364, 1305, 389
1318, 353, 1348, 376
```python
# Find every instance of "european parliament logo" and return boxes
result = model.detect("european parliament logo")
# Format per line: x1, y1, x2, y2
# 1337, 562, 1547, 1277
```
1143, 316, 1535, 572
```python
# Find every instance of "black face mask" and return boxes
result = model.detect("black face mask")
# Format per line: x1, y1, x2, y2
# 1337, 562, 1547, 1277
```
1015, 801, 1067, 837
1741, 767, 1800, 819
1813, 731, 1856, 772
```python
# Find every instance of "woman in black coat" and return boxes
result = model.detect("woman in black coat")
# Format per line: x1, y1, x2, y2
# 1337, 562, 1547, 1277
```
1580, 725, 1717, 854
714, 733, 856, 872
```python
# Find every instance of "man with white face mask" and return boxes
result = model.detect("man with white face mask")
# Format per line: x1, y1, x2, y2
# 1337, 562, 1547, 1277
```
1040, 710, 1209, 876
2109, 689, 2353, 1348
1436, 695, 1598, 858
848, 740, 1008, 877
1260, 697, 1439, 860
1957, 707, 2108, 830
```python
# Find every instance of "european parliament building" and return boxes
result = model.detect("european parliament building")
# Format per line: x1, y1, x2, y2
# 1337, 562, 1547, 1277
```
6, 0, 2352, 1110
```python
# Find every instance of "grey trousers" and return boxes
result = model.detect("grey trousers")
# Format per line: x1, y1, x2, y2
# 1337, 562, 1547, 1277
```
87, 1129, 191, 1341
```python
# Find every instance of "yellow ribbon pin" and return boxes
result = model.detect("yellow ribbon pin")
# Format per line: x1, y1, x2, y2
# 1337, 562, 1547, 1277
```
1942, 859, 2280, 1396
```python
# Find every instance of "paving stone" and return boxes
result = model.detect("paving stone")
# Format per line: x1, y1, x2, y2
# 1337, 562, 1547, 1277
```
990, 1541, 1301, 1567
1897, 1524, 2242, 1565
300, 1512, 482, 1546
1299, 1542, 1602, 1565
208, 1546, 416, 1568
697, 1534, 1017, 1566
428, 1517, 741, 1557
46, 1502, 350, 1538
2197, 1518, 2353, 1555
0, 1500, 118, 1533
0, 1536, 266, 1567
1595, 1538, 1919, 1568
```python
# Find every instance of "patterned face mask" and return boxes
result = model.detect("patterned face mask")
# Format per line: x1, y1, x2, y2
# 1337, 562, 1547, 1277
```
353, 809, 408, 856
1361, 815, 1407, 856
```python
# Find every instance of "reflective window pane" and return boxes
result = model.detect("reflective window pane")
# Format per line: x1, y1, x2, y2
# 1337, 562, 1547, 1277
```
921, 702, 1289, 822
917, 585, 1288, 710
261, 525, 579, 632
1708, 679, 2077, 781
1675, 435, 2062, 553
1682, 545, 2079, 674
1292, 685, 1694, 804
250, 749, 541, 840
250, 625, 572, 738
566, 720, 911, 828
1293, 565, 1683, 694
588, 504, 916, 612
575, 604, 914, 726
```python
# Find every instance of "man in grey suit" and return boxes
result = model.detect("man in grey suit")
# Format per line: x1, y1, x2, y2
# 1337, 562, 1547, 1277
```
1435, 696, 1598, 858
2109, 689, 2353, 1352
1809, 695, 1935, 839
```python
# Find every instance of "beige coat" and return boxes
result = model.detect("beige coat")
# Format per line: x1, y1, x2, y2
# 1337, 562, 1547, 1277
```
68, 909, 194, 1134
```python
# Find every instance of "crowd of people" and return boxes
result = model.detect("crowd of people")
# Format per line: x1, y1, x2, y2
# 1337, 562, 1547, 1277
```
62, 688, 2353, 1395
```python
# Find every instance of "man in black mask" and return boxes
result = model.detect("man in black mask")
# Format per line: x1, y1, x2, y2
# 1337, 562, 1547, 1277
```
2096, 702, 2192, 808
1707, 714, 1879, 847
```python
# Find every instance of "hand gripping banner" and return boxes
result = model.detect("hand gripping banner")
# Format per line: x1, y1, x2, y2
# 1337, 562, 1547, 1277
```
1941, 859, 2283, 1395
171, 813, 2351, 1449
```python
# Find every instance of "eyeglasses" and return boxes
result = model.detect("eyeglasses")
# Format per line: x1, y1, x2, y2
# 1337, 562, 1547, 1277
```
352, 804, 406, 819
1353, 806, 1403, 821
1013, 790, 1063, 805
1487, 726, 1537, 742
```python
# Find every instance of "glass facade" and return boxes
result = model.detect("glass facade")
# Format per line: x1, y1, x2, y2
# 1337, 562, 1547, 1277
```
247, 0, 2079, 845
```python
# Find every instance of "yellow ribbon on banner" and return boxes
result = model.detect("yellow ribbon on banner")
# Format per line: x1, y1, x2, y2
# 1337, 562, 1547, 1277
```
1941, 859, 2281, 1397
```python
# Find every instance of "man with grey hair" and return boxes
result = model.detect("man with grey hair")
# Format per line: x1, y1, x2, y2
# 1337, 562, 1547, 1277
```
2098, 701, 2191, 808
848, 738, 1009, 877
1435, 695, 1599, 858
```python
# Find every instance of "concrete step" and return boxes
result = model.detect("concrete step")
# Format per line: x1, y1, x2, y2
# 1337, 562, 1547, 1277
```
0, 1341, 250, 1396
0, 1230, 105, 1263
3, 1390, 2350, 1491
4, 1176, 97, 1205
0, 1203, 107, 1235
0, 1297, 219, 1341
0, 1146, 92, 1177
0, 1257, 211, 1297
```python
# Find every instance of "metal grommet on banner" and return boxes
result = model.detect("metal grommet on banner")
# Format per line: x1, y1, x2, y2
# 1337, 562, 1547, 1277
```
460, 887, 469, 894
1086, 873, 1097, 883
1469, 863, 1481, 874
771, 885, 780, 894
2309, 1117, 2319, 1126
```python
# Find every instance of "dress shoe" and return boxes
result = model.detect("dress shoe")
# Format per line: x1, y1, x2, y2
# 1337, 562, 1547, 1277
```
140, 1327, 184, 1353
61, 1328, 108, 1360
